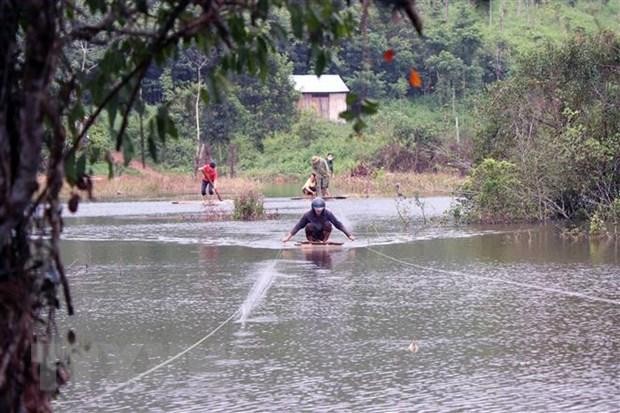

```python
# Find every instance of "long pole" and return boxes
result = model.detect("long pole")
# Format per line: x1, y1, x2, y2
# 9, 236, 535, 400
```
203, 174, 223, 201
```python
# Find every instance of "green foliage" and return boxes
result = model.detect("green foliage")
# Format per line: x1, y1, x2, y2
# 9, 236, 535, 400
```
473, 31, 620, 222
366, 103, 443, 172
71, 0, 618, 186
234, 53, 299, 147
233, 191, 265, 220
84, 115, 113, 164
59, 0, 401, 189
159, 136, 196, 171
422, 6, 486, 102
239, 110, 384, 176
479, 0, 620, 57
65, 1, 620, 198
594, 197, 620, 235
456, 158, 534, 223
588, 212, 606, 236
164, 50, 298, 162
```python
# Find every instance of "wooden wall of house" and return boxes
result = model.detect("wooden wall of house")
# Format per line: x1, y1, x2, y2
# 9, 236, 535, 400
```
296, 92, 348, 122
328, 93, 347, 122
297, 94, 316, 112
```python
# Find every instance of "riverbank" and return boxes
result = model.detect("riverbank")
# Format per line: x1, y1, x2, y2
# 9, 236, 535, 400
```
82, 165, 464, 201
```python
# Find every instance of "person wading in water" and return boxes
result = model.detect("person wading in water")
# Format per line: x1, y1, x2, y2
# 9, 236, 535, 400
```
199, 161, 221, 201
311, 155, 331, 197
282, 198, 355, 243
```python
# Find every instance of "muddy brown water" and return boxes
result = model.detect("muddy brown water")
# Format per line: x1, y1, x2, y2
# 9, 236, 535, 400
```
53, 197, 619, 412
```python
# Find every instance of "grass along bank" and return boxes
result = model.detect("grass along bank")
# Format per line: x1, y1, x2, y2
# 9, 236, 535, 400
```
334, 171, 463, 198
81, 167, 462, 201
89, 174, 261, 201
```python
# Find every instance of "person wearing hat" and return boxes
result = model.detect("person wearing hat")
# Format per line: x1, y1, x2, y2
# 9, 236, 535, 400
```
311, 155, 331, 197
326, 153, 334, 177
282, 198, 355, 243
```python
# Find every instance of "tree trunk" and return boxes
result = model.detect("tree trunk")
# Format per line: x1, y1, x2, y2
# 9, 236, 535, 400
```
194, 72, 202, 177
360, 0, 371, 98
218, 144, 223, 170
228, 143, 237, 178
0, 2, 66, 411
452, 84, 460, 144
193, 58, 208, 177
139, 89, 145, 168
495, 44, 501, 80
499, 0, 505, 32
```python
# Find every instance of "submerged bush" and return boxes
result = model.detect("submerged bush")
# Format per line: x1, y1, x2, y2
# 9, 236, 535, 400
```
233, 191, 265, 220
454, 158, 534, 223
589, 213, 606, 236
591, 197, 620, 237
473, 33, 620, 223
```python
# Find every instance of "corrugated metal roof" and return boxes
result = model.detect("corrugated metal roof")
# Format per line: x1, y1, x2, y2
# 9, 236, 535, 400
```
290, 75, 349, 93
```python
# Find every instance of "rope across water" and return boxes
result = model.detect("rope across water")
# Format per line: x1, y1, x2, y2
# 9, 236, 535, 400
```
78, 215, 618, 408
362, 223, 619, 306
81, 248, 285, 407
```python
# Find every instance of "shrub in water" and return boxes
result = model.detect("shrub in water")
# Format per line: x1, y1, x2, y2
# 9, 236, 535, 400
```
455, 158, 535, 223
588, 212, 606, 237
233, 191, 265, 220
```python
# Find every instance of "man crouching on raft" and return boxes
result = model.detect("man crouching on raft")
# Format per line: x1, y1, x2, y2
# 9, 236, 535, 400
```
282, 198, 355, 243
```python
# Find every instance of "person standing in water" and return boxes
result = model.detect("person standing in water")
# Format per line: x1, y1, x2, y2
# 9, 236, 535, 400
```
199, 161, 218, 200
311, 155, 331, 197
326, 153, 334, 177
282, 198, 355, 243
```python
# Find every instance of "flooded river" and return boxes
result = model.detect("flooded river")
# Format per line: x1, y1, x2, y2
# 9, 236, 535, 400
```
54, 197, 619, 412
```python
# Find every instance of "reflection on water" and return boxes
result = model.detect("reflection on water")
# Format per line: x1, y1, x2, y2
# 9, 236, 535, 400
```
280, 247, 356, 270
301, 248, 336, 269
54, 197, 619, 412
262, 182, 302, 198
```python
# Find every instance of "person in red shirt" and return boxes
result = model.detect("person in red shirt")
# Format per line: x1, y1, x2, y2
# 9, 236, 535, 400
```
199, 161, 218, 199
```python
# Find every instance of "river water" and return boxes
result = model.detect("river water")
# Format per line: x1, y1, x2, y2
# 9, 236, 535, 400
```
53, 196, 619, 412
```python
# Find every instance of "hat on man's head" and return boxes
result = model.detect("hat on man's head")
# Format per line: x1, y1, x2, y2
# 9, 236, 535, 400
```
311, 155, 320, 163
311, 198, 326, 209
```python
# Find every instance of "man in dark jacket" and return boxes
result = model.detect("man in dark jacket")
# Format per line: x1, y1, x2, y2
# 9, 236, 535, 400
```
282, 198, 355, 243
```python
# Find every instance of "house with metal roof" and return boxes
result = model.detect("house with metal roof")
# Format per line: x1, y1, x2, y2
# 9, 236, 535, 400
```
290, 75, 349, 122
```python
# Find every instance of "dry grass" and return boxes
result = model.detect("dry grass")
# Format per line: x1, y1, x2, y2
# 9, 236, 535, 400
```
334, 171, 464, 197
83, 173, 262, 201
55, 167, 463, 201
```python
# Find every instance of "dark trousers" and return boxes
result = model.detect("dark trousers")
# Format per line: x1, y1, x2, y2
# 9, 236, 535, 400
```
305, 222, 332, 242
201, 180, 214, 196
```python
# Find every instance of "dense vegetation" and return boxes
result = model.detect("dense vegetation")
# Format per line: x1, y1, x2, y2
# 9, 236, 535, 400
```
82, 0, 620, 229
84, 1, 618, 187
457, 31, 619, 231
